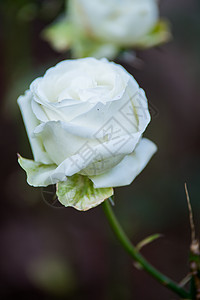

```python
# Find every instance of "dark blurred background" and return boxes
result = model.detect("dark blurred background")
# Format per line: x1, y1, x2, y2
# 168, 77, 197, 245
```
1, 0, 200, 299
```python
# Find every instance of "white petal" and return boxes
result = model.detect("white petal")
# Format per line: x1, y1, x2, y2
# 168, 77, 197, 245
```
34, 121, 94, 165
17, 90, 52, 164
34, 119, 143, 173
89, 138, 157, 188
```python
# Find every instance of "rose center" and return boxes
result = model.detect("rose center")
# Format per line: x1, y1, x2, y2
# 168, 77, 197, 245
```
57, 74, 114, 103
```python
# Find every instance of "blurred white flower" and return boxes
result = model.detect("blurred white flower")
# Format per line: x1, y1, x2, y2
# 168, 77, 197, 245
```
70, 0, 158, 45
42, 0, 170, 59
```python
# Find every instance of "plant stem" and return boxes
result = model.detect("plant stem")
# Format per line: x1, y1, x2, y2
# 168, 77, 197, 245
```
102, 199, 191, 299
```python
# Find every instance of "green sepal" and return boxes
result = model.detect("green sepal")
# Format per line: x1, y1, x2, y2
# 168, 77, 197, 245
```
18, 154, 57, 187
56, 174, 113, 211
41, 18, 76, 52
133, 19, 172, 49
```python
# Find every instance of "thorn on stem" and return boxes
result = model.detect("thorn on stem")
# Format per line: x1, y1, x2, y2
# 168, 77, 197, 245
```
184, 183, 196, 244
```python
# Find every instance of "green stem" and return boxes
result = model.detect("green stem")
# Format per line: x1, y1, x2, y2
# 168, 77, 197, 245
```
102, 199, 191, 299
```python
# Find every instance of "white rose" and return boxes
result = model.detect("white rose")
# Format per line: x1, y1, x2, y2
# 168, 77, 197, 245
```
43, 0, 170, 59
69, 0, 158, 46
18, 58, 157, 210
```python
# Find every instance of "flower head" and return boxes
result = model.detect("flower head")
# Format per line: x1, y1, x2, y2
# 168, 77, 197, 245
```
18, 58, 157, 210
43, 0, 171, 59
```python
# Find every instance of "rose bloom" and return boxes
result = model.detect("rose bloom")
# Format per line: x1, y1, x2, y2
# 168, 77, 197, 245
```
69, 0, 158, 47
18, 58, 156, 209
43, 0, 170, 60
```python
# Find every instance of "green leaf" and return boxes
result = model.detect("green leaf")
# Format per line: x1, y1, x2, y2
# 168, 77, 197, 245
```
136, 233, 163, 251
56, 174, 113, 211
134, 19, 172, 49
